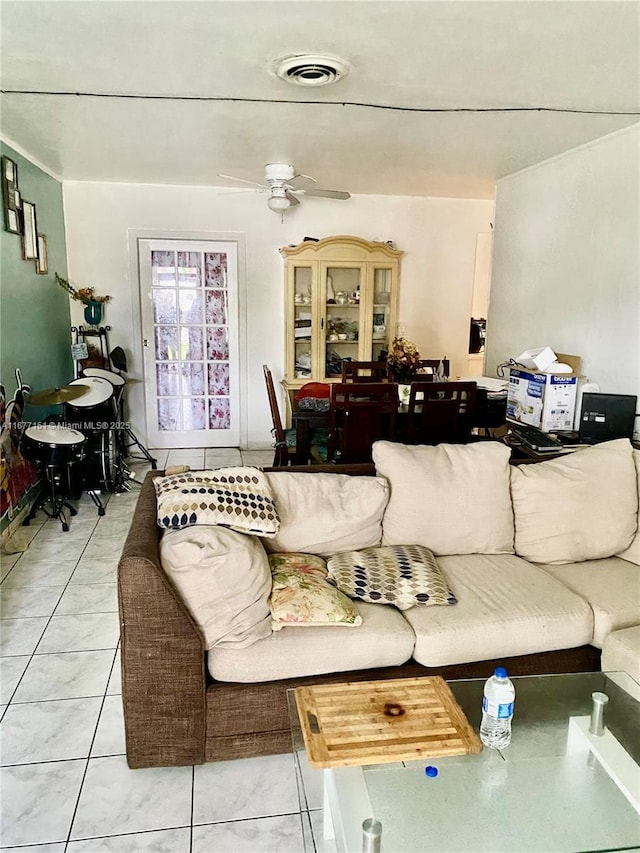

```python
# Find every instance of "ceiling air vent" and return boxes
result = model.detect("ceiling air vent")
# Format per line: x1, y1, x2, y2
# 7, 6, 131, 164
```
273, 54, 349, 87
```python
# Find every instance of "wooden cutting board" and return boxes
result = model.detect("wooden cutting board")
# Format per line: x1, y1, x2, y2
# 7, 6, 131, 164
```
294, 676, 482, 768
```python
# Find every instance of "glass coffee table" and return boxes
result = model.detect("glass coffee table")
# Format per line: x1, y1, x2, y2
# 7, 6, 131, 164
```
288, 672, 640, 853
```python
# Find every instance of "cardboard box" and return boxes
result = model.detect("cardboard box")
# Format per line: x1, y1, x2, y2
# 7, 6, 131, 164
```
507, 355, 581, 432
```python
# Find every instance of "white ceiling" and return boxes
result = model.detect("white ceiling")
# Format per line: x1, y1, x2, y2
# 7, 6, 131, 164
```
1, 0, 638, 199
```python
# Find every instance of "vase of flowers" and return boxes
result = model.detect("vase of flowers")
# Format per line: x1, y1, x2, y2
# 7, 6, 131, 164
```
55, 273, 112, 326
387, 335, 421, 383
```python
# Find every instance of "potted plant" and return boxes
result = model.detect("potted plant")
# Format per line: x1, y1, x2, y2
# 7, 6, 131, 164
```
55, 273, 112, 326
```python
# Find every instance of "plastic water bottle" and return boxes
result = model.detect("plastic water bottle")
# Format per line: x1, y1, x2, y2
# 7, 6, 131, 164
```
480, 666, 515, 749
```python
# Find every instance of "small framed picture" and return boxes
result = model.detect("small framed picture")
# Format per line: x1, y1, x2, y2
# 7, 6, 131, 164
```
5, 207, 20, 235
14, 189, 21, 209
36, 234, 48, 274
21, 200, 38, 259
3, 155, 16, 184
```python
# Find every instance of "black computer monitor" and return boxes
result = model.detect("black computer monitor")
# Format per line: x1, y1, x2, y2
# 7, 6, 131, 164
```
578, 393, 637, 443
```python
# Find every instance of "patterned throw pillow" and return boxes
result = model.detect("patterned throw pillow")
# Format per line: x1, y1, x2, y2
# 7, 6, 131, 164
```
154, 467, 280, 536
327, 544, 457, 611
268, 553, 363, 630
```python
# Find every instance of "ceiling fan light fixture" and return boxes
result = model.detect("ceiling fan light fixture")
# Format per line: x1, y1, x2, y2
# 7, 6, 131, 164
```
273, 54, 349, 87
267, 194, 291, 212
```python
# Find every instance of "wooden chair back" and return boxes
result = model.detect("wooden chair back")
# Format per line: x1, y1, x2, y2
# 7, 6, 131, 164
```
406, 381, 477, 445
341, 360, 391, 383
415, 358, 451, 380
328, 382, 399, 463
263, 365, 290, 466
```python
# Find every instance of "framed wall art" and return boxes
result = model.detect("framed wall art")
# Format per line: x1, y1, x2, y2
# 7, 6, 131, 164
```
1, 154, 21, 234
36, 234, 48, 274
21, 200, 38, 260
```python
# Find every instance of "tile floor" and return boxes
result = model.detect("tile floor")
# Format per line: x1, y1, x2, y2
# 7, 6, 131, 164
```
0, 448, 330, 853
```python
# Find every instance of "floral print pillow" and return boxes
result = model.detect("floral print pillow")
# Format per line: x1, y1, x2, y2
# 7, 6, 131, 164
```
268, 553, 362, 630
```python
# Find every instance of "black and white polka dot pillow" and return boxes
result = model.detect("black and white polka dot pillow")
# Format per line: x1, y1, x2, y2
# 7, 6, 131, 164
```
327, 544, 457, 610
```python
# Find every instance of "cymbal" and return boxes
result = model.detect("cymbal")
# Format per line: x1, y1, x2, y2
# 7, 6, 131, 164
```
28, 385, 90, 405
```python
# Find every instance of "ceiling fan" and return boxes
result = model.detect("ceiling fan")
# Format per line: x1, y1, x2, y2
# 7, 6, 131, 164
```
217, 163, 350, 213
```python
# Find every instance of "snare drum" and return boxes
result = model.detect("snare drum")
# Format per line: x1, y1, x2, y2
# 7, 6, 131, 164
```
21, 425, 86, 467
82, 367, 126, 388
64, 376, 116, 432
82, 430, 117, 493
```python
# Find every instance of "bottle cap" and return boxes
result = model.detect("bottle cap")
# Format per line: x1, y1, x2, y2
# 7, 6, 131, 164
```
424, 765, 438, 777
494, 666, 507, 678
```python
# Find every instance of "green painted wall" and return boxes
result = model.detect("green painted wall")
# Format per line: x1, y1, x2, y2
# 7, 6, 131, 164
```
1, 143, 72, 411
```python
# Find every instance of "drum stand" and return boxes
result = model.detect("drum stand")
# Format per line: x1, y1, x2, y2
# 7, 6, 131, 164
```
23, 464, 79, 532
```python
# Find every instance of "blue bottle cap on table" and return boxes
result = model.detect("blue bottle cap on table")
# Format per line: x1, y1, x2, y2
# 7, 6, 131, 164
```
494, 666, 507, 678
424, 765, 438, 777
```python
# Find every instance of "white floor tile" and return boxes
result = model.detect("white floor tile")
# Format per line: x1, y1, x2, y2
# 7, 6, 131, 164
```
0, 616, 48, 656
55, 582, 119, 615
1, 696, 102, 764
241, 450, 275, 467
70, 556, 119, 585
310, 807, 338, 853
19, 533, 90, 563
107, 650, 122, 695
0, 654, 31, 703
91, 694, 126, 757
192, 814, 304, 853
4, 844, 66, 853
36, 612, 120, 653
13, 649, 114, 702
0, 550, 21, 573
67, 827, 191, 852
166, 449, 206, 468
0, 585, 65, 618
193, 753, 299, 824
0, 759, 86, 846
70, 755, 192, 840
1, 558, 78, 588
2, 521, 46, 555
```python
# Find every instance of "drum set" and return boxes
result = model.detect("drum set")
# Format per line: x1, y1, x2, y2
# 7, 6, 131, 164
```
20, 367, 156, 531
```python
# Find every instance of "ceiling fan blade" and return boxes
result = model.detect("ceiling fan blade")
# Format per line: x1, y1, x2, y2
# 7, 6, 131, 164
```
297, 188, 351, 200
288, 172, 318, 187
285, 190, 301, 207
217, 173, 267, 189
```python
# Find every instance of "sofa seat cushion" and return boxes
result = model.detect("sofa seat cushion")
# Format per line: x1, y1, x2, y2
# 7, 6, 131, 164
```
510, 439, 638, 565
264, 472, 389, 557
402, 554, 593, 667
601, 626, 640, 683
372, 441, 514, 555
537, 557, 640, 648
207, 601, 415, 683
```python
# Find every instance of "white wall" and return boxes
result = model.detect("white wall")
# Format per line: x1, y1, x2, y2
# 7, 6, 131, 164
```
62, 183, 492, 447
486, 125, 640, 419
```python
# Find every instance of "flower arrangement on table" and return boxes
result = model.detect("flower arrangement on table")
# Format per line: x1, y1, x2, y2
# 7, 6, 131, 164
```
387, 335, 421, 383
55, 273, 112, 305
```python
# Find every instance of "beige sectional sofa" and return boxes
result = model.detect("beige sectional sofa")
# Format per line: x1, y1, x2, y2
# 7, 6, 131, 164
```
118, 439, 640, 768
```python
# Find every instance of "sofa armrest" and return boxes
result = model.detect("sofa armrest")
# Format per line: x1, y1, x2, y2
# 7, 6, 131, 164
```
118, 471, 207, 768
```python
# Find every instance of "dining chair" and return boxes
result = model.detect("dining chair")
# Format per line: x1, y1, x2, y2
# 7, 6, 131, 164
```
263, 366, 328, 466
327, 382, 399, 463
416, 358, 451, 381
340, 360, 392, 383
405, 381, 477, 445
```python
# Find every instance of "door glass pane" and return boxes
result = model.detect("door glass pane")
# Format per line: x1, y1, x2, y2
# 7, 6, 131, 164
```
155, 326, 179, 360
205, 290, 228, 324
180, 363, 205, 396
151, 251, 176, 286
153, 289, 177, 324
158, 398, 180, 431
179, 290, 203, 324
156, 363, 180, 396
177, 252, 202, 287
180, 327, 204, 360
183, 398, 206, 430
208, 363, 230, 396
205, 253, 227, 287
209, 398, 231, 429
206, 327, 229, 360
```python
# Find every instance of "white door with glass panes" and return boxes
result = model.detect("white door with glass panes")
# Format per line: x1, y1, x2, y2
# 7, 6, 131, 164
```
139, 240, 240, 448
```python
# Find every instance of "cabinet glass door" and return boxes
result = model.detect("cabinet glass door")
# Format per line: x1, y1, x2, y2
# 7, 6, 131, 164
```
371, 267, 394, 361
324, 264, 364, 379
290, 265, 314, 379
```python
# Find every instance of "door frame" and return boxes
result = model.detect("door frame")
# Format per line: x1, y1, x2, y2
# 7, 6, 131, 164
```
127, 229, 248, 449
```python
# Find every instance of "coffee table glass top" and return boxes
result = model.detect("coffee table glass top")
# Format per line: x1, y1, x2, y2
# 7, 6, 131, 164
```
288, 671, 640, 853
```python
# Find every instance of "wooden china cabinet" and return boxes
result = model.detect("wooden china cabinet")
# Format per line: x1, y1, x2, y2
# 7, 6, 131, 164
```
281, 236, 403, 394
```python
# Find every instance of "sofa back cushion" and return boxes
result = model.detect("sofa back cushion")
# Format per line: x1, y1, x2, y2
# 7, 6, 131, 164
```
264, 472, 389, 557
617, 448, 640, 565
510, 439, 638, 565
159, 526, 272, 649
372, 441, 514, 555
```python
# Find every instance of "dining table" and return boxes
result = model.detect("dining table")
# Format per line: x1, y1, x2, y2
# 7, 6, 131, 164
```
291, 382, 507, 464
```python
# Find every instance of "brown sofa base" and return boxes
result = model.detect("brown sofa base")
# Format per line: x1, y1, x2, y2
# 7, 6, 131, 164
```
203, 646, 601, 762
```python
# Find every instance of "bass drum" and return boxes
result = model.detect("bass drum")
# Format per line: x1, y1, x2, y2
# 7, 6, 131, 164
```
82, 430, 117, 493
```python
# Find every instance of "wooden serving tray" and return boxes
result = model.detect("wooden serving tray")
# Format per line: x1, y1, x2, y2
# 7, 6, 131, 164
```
294, 676, 482, 768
